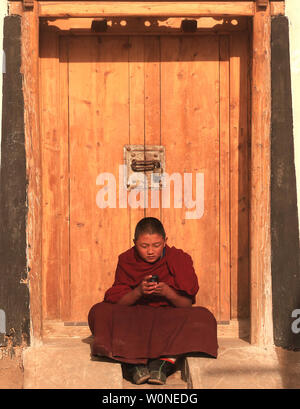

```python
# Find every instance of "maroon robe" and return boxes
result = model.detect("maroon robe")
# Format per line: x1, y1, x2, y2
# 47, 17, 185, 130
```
88, 244, 218, 364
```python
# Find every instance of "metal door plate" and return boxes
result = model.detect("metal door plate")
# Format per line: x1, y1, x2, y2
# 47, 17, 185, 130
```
123, 145, 165, 190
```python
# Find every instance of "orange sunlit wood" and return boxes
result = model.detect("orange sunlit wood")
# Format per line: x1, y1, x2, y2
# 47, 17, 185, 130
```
40, 25, 250, 324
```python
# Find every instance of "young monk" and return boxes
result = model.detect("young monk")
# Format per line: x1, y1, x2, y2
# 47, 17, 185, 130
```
88, 217, 218, 385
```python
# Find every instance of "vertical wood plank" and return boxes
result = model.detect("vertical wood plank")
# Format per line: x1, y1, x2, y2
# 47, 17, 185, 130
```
40, 32, 70, 321
23, 3, 42, 340
95, 36, 131, 306
219, 35, 231, 322
129, 36, 146, 237
59, 36, 71, 320
68, 36, 130, 321
95, 36, 131, 307
161, 36, 220, 318
40, 30, 60, 319
144, 36, 161, 220
229, 31, 250, 320
144, 37, 160, 145
1, 14, 30, 346
251, 7, 273, 345
69, 36, 100, 321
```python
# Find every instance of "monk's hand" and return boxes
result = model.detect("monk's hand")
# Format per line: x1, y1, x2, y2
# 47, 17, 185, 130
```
137, 275, 158, 296
152, 282, 173, 298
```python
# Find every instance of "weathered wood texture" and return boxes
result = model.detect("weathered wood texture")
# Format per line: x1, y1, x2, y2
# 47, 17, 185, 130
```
9, 0, 277, 346
68, 36, 131, 320
271, 16, 300, 350
270, 1, 285, 16
229, 31, 250, 319
0, 15, 30, 347
250, 6, 273, 346
21, 3, 43, 342
7, 1, 286, 17
219, 35, 230, 321
38, 1, 256, 17
39, 16, 250, 35
144, 36, 161, 222
40, 30, 249, 325
256, 0, 269, 8
39, 31, 69, 320
160, 35, 222, 318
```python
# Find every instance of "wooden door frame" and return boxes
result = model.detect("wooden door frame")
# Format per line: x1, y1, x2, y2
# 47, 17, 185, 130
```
18, 0, 284, 346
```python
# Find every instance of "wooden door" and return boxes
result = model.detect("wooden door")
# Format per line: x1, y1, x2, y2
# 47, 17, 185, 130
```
40, 31, 249, 325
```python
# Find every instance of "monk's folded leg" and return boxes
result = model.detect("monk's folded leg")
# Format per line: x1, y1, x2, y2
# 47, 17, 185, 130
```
87, 303, 218, 364
148, 306, 218, 359
88, 302, 116, 358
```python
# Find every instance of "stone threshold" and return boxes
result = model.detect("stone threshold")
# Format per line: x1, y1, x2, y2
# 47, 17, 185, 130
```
23, 336, 299, 389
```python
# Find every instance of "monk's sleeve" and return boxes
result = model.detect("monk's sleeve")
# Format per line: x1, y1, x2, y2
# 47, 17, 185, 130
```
104, 258, 132, 303
169, 250, 199, 304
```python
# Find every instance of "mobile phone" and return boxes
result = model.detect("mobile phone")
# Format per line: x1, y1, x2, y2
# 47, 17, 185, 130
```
148, 275, 159, 283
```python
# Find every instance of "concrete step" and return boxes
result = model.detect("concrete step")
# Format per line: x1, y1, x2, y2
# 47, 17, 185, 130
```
23, 337, 299, 389
23, 336, 188, 389
23, 337, 123, 389
184, 338, 299, 389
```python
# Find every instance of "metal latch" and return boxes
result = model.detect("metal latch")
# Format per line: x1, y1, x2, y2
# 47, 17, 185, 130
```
124, 145, 165, 190
131, 159, 161, 172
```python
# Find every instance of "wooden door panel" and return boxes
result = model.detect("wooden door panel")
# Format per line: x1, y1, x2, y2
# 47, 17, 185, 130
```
40, 31, 249, 325
40, 31, 69, 320
128, 36, 147, 235
229, 31, 250, 319
219, 35, 230, 322
160, 35, 222, 318
68, 36, 130, 321
144, 36, 161, 221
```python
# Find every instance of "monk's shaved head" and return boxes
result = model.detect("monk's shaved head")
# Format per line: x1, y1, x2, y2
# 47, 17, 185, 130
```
134, 217, 166, 242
